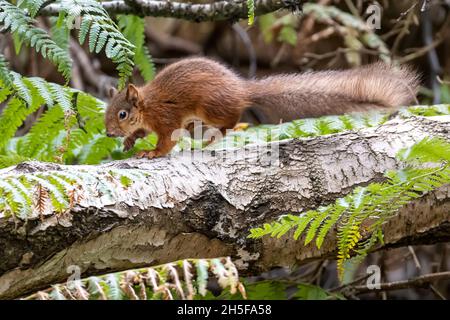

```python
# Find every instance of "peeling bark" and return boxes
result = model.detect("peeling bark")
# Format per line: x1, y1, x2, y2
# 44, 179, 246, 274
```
1, 116, 450, 299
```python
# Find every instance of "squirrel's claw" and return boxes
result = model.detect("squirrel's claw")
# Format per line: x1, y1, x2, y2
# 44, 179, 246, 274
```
135, 150, 158, 159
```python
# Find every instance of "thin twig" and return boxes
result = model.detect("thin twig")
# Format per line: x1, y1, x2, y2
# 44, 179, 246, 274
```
330, 273, 372, 292
391, 6, 417, 56
398, 14, 450, 64
429, 284, 446, 300
232, 23, 257, 78
408, 246, 422, 270
349, 271, 450, 294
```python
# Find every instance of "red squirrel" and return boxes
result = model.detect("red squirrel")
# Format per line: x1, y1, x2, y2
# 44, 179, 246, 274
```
105, 57, 419, 159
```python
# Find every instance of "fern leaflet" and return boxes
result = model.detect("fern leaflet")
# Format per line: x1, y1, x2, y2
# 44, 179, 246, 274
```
59, 0, 135, 89
0, 1, 72, 80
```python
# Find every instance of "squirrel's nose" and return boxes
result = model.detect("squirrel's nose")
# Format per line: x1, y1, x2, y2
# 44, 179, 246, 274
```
106, 132, 116, 138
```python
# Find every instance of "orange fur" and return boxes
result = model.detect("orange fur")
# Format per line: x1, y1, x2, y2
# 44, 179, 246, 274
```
105, 57, 420, 158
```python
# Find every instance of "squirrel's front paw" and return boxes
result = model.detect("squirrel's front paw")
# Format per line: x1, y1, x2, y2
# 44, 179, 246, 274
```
123, 137, 136, 152
135, 150, 159, 159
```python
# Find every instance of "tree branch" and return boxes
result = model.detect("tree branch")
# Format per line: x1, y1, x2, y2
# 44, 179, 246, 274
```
0, 116, 450, 299
348, 271, 450, 294
39, 0, 302, 22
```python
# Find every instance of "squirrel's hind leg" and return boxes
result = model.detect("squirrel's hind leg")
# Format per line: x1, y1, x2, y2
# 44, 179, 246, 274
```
205, 114, 241, 146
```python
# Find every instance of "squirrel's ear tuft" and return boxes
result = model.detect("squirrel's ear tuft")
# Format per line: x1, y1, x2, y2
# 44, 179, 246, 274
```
126, 84, 140, 105
108, 87, 118, 98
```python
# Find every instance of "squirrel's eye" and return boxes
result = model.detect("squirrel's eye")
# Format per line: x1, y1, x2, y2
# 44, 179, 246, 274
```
118, 110, 128, 120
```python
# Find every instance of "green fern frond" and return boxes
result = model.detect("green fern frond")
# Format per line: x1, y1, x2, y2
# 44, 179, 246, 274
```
0, 84, 11, 104
18, 0, 47, 17
60, 0, 135, 89
105, 274, 122, 300
0, 1, 72, 80
338, 115, 355, 130
0, 97, 40, 150
21, 106, 65, 160
118, 15, 155, 81
0, 72, 108, 164
2, 76, 109, 165
48, 83, 73, 113
0, 70, 110, 167
304, 208, 330, 245
2, 62, 70, 111
398, 136, 450, 163
11, 72, 32, 105
247, 0, 255, 25
0, 180, 32, 218
286, 120, 312, 138
78, 134, 119, 164
88, 20, 101, 50
250, 137, 450, 280
0, 168, 150, 219
135, 46, 155, 82
0, 153, 31, 168
403, 104, 450, 117
313, 119, 340, 135
316, 201, 347, 248
78, 17, 91, 43
50, 13, 70, 51
27, 77, 54, 107
0, 54, 13, 88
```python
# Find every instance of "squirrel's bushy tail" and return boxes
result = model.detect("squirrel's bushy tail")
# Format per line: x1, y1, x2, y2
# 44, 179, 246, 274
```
247, 63, 420, 123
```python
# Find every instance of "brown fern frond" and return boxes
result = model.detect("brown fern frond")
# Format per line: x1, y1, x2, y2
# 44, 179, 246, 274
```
67, 184, 83, 209
33, 183, 50, 220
